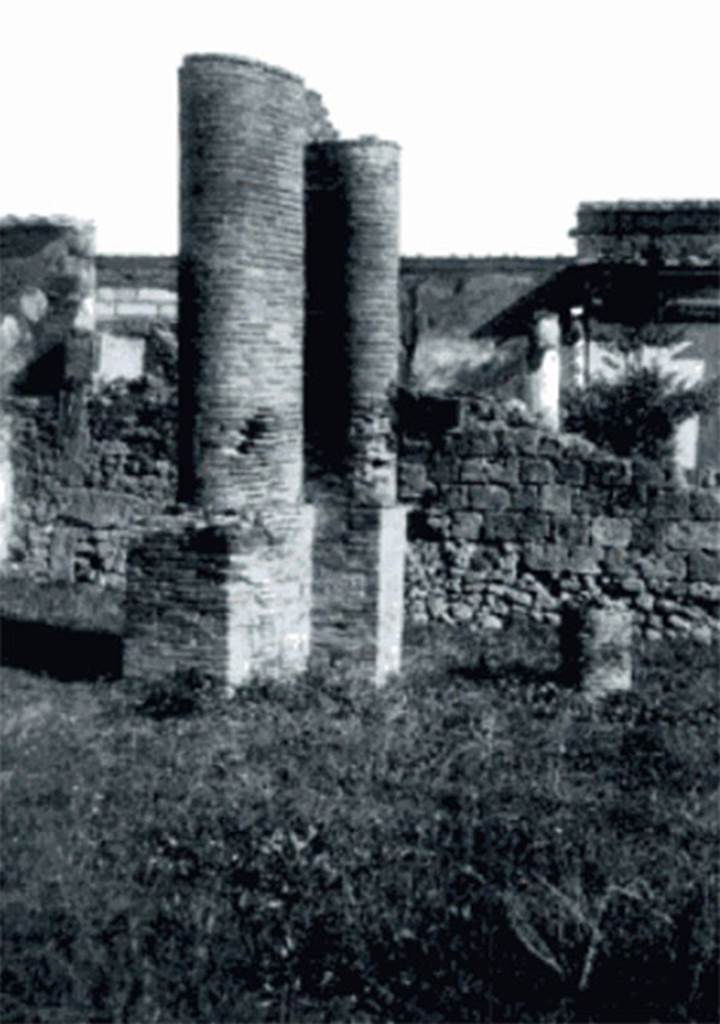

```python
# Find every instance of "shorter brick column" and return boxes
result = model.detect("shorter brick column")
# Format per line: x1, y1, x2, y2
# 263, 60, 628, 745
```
305, 138, 406, 684
310, 506, 405, 682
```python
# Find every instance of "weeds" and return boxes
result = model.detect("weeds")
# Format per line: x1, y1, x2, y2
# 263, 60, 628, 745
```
1, 630, 718, 1022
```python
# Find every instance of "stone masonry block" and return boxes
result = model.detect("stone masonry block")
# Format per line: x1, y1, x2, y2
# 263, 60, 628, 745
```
523, 542, 568, 573
571, 488, 608, 515
664, 521, 720, 551
521, 511, 551, 540
566, 546, 602, 574
539, 484, 572, 515
450, 512, 483, 540
398, 459, 430, 498
467, 485, 511, 511
610, 485, 649, 513
590, 517, 633, 548
459, 457, 517, 486
483, 512, 523, 541
441, 485, 468, 509
512, 427, 541, 454
636, 552, 687, 582
690, 490, 720, 520
587, 459, 632, 487
519, 458, 555, 484
631, 459, 666, 486
688, 550, 720, 583
510, 486, 540, 511
552, 516, 591, 545
647, 489, 691, 520
124, 507, 315, 690
556, 459, 586, 485
459, 427, 498, 456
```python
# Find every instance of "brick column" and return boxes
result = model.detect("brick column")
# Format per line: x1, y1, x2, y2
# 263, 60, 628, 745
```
305, 139, 406, 684
125, 55, 314, 691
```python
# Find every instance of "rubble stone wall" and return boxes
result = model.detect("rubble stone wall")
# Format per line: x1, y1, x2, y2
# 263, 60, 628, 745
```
400, 395, 720, 644
4, 384, 176, 601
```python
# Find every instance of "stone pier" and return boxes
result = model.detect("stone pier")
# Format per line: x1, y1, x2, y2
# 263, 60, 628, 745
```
561, 603, 633, 699
125, 55, 314, 690
525, 311, 561, 431
305, 139, 406, 684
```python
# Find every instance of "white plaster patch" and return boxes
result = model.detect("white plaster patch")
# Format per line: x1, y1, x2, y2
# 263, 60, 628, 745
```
73, 296, 96, 332
526, 315, 561, 431
94, 333, 145, 384
0, 314, 22, 349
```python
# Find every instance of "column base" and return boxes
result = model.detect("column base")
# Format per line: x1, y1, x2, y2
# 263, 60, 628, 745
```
124, 505, 314, 692
311, 504, 406, 685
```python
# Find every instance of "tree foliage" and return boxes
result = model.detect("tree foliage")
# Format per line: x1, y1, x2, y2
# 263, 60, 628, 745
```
562, 325, 718, 460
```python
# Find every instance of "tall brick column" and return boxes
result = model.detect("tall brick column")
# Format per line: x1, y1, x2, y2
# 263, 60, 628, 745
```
305, 139, 406, 684
125, 55, 313, 691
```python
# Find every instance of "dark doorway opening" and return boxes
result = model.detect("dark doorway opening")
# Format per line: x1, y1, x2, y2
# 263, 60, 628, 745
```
1, 618, 123, 681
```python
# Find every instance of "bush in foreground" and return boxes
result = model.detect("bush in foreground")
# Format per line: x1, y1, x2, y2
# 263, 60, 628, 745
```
1, 632, 718, 1022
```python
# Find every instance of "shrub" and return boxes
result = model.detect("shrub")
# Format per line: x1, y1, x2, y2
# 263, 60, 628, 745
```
563, 363, 718, 460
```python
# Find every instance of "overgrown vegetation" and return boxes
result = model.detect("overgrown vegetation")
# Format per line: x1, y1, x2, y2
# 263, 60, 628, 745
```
562, 325, 719, 461
1, 629, 718, 1022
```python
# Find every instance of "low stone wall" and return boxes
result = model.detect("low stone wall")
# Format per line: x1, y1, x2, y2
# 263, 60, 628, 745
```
399, 395, 720, 644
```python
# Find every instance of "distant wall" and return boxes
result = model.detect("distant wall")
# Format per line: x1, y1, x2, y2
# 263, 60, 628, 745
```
399, 395, 720, 644
573, 201, 720, 262
94, 254, 570, 391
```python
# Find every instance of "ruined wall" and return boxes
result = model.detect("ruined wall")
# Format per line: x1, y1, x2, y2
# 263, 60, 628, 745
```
573, 201, 720, 263
0, 217, 97, 575
400, 395, 720, 644
4, 382, 176, 597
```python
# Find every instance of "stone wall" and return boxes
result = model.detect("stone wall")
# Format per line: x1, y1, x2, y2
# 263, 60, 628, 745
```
573, 201, 720, 263
399, 394, 720, 644
3, 381, 176, 607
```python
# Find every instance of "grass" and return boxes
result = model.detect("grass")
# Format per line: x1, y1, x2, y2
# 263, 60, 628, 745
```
1, 626, 718, 1022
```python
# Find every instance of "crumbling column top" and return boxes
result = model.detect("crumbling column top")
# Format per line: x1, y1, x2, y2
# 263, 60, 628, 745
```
312, 136, 401, 150
181, 52, 304, 84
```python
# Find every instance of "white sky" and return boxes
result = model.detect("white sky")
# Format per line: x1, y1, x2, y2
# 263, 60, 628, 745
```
2, 0, 718, 257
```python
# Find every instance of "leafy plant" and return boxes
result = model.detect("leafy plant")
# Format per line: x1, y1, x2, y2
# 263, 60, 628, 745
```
563, 363, 718, 460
